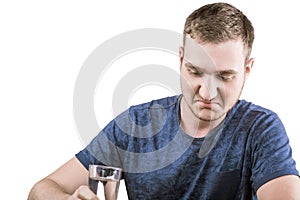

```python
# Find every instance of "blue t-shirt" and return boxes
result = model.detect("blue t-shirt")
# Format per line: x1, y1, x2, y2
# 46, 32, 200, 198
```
76, 95, 299, 199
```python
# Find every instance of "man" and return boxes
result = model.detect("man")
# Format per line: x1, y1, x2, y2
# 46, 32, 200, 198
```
28, 2, 300, 200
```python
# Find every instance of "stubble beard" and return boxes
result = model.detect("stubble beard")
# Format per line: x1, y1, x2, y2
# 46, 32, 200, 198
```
185, 79, 246, 123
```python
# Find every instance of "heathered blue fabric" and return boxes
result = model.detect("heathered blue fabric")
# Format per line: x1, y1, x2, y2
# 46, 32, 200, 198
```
76, 95, 299, 200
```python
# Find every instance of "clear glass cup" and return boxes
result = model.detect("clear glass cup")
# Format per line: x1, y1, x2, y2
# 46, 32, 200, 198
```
89, 165, 122, 200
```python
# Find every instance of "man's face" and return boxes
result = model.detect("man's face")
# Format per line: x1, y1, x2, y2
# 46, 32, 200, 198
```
179, 36, 253, 122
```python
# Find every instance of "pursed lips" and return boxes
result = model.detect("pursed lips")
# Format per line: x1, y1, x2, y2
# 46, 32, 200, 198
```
195, 99, 219, 109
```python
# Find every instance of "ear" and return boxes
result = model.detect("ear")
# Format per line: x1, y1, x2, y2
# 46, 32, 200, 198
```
245, 58, 254, 79
179, 47, 184, 66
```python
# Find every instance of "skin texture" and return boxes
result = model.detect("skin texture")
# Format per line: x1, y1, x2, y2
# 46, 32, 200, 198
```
257, 175, 300, 200
179, 35, 253, 137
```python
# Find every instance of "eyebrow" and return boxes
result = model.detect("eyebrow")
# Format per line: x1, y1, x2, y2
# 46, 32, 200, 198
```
185, 62, 239, 75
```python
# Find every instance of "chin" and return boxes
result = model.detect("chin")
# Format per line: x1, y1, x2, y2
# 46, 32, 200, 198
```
197, 110, 226, 122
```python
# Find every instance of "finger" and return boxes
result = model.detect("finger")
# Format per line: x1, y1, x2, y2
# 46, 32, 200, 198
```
77, 185, 99, 200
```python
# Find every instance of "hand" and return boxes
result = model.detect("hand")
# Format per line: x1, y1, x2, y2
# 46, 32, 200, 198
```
68, 185, 99, 200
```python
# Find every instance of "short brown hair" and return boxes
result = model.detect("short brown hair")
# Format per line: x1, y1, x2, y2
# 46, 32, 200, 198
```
184, 2, 254, 59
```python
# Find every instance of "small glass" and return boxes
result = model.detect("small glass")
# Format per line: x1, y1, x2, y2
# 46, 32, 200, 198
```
89, 165, 122, 200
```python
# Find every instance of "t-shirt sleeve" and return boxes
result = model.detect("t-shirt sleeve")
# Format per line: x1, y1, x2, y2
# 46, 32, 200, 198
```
250, 112, 299, 191
75, 119, 123, 170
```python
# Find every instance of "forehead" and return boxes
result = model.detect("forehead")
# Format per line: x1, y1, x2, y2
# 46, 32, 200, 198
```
183, 35, 245, 71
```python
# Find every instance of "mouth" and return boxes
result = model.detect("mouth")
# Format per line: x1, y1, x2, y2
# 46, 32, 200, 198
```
195, 99, 218, 109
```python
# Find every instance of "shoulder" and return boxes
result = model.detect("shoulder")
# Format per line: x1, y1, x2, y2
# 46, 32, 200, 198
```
229, 99, 281, 124
126, 95, 180, 120
225, 100, 286, 143
110, 95, 180, 135
129, 95, 180, 111
233, 99, 276, 115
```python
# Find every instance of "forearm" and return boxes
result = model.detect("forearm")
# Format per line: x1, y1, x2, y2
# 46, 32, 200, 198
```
28, 178, 72, 200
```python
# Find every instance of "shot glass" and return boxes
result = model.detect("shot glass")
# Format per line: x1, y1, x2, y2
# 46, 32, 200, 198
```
89, 165, 122, 200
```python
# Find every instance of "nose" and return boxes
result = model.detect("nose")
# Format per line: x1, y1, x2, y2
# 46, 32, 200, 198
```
199, 76, 218, 101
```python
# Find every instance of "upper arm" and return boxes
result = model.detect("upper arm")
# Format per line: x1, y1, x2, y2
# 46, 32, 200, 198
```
45, 156, 89, 194
250, 113, 299, 191
257, 175, 300, 200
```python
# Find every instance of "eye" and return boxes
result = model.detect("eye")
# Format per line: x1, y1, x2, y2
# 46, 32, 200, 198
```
187, 67, 203, 76
217, 74, 234, 81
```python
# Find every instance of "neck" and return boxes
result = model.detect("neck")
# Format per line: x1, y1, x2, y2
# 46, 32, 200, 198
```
179, 97, 225, 138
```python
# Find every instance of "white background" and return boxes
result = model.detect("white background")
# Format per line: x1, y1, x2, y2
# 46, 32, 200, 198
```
0, 0, 299, 199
